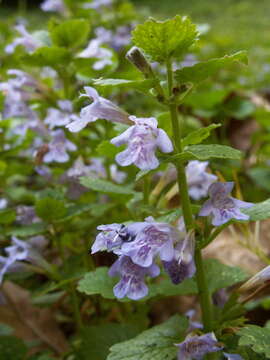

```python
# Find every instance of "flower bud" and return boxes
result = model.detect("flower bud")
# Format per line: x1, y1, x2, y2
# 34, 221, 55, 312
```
126, 46, 153, 78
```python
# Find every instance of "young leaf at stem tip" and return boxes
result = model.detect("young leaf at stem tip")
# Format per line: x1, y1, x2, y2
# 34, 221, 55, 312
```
132, 15, 198, 63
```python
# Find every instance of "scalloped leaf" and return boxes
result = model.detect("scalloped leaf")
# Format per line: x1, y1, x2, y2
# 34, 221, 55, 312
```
132, 16, 198, 63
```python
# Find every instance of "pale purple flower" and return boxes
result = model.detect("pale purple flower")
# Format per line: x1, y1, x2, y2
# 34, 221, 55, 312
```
0, 199, 8, 210
91, 222, 142, 254
109, 255, 160, 300
223, 353, 243, 360
186, 161, 217, 200
5, 25, 41, 54
95, 27, 113, 44
16, 206, 40, 225
0, 237, 43, 283
111, 116, 173, 171
185, 310, 203, 331
112, 26, 131, 49
66, 86, 130, 132
83, 0, 112, 9
44, 100, 74, 129
176, 332, 222, 360
78, 39, 113, 70
40, 0, 66, 12
95, 26, 131, 50
212, 288, 228, 308
43, 129, 77, 163
199, 182, 254, 226
163, 232, 196, 285
110, 164, 126, 184
180, 54, 198, 68
35, 165, 52, 181
0, 70, 40, 125
7, 69, 37, 90
121, 217, 178, 267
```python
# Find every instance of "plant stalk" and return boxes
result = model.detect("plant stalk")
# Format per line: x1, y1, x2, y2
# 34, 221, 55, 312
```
166, 59, 214, 335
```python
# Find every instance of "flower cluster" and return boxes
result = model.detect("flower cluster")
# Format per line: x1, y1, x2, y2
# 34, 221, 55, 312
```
66, 87, 173, 170
91, 217, 195, 299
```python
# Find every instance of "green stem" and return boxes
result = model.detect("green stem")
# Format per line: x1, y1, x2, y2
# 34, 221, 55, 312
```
166, 59, 193, 229
194, 249, 214, 332
143, 176, 150, 205
166, 59, 214, 334
71, 284, 83, 331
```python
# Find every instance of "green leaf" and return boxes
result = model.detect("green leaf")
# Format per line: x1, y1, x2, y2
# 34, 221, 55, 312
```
35, 198, 67, 222
50, 19, 90, 48
237, 347, 266, 360
78, 323, 140, 360
6, 223, 47, 237
80, 177, 136, 195
223, 96, 255, 120
0, 336, 27, 360
93, 78, 156, 94
0, 209, 16, 225
107, 315, 188, 360
181, 123, 221, 147
204, 259, 247, 294
238, 325, 270, 358
132, 16, 198, 63
32, 30, 51, 46
148, 277, 196, 298
23, 46, 70, 68
248, 167, 270, 191
96, 141, 123, 159
175, 51, 248, 84
77, 267, 116, 299
243, 199, 270, 221
171, 144, 242, 162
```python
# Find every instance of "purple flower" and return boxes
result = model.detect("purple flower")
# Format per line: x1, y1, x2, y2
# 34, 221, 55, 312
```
83, 0, 112, 9
111, 116, 173, 171
163, 232, 196, 285
0, 237, 44, 284
121, 217, 178, 267
16, 205, 40, 225
0, 199, 8, 210
212, 288, 228, 308
186, 161, 217, 200
109, 255, 160, 300
199, 182, 254, 226
110, 164, 126, 184
223, 353, 243, 360
91, 222, 142, 254
44, 100, 75, 129
5, 25, 41, 54
0, 70, 41, 128
176, 332, 222, 360
7, 69, 37, 90
40, 0, 66, 12
43, 129, 77, 163
95, 26, 131, 50
66, 87, 130, 132
78, 39, 113, 70
35, 165, 52, 181
180, 54, 198, 68
185, 310, 203, 331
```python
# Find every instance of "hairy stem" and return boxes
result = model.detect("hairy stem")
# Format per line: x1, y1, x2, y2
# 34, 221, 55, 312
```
166, 59, 214, 334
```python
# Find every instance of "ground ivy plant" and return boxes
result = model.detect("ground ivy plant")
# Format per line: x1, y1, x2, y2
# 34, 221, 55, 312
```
1, 4, 270, 360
